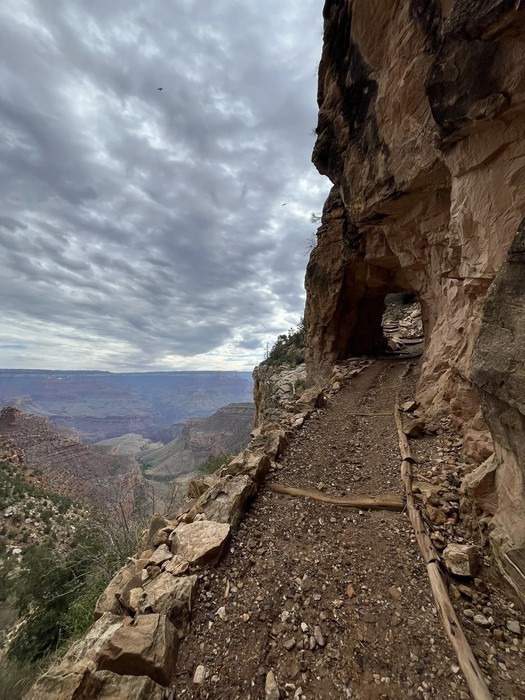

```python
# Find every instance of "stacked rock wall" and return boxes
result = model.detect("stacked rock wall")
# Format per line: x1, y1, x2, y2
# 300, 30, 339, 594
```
305, 0, 525, 597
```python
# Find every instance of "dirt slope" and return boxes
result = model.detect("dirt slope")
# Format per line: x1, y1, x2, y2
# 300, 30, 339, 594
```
174, 362, 525, 699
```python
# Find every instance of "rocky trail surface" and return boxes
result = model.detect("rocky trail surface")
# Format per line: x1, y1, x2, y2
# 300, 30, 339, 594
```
174, 362, 525, 700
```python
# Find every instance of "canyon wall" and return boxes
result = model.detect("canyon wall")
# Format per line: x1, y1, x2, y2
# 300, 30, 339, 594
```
305, 0, 525, 596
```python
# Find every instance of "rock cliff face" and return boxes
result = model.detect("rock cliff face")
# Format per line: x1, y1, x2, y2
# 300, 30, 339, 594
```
0, 407, 144, 514
305, 0, 525, 596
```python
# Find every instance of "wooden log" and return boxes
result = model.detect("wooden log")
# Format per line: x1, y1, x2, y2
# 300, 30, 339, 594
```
394, 398, 492, 700
268, 483, 404, 512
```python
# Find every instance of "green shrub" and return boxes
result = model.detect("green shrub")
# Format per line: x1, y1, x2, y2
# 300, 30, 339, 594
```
262, 319, 305, 367
7, 516, 139, 663
201, 453, 230, 474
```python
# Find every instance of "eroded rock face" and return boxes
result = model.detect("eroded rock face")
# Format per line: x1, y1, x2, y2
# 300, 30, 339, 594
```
306, 0, 525, 462
306, 0, 525, 596
472, 219, 525, 598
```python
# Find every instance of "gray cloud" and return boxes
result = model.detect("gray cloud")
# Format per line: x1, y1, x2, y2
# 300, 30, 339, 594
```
0, 0, 328, 370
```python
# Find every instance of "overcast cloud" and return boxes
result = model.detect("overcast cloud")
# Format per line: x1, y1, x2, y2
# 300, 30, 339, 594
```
0, 0, 328, 371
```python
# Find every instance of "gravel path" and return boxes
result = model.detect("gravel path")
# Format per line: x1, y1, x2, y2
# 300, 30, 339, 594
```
173, 362, 523, 699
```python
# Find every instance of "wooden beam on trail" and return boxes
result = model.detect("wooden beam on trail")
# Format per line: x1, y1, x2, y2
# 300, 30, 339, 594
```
268, 483, 404, 512
394, 396, 492, 700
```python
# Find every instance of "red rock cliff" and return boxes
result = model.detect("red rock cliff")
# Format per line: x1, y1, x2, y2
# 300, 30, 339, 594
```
305, 0, 525, 596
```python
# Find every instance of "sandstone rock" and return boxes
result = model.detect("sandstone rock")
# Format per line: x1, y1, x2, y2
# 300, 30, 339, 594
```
472, 221, 525, 599
425, 504, 447, 526
462, 454, 498, 515
404, 419, 425, 439
97, 613, 177, 686
226, 450, 271, 483
265, 670, 280, 700
186, 475, 256, 529
144, 514, 168, 548
128, 587, 144, 612
152, 529, 170, 547
507, 620, 521, 635
295, 386, 324, 409
170, 521, 230, 566
94, 563, 136, 620
162, 554, 190, 576
401, 400, 418, 413
193, 665, 206, 684
187, 473, 220, 500
139, 573, 198, 635
443, 544, 480, 578
26, 669, 166, 700
148, 544, 173, 566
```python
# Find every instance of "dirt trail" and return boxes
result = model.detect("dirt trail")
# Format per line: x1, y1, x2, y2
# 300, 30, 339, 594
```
173, 362, 511, 699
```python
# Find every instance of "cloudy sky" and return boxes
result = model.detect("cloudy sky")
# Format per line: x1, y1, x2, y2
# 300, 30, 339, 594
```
0, 0, 328, 371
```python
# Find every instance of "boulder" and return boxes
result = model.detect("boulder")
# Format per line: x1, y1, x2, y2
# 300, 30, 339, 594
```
462, 454, 498, 516
148, 544, 173, 566
263, 428, 291, 459
25, 669, 165, 700
144, 514, 168, 548
97, 613, 177, 687
94, 563, 136, 619
170, 521, 230, 566
187, 473, 220, 500
162, 554, 190, 576
443, 544, 480, 578
295, 386, 324, 409
187, 475, 256, 528
138, 573, 198, 635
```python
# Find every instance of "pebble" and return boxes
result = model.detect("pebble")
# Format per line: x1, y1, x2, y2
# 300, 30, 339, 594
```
313, 625, 325, 647
507, 620, 521, 635
473, 614, 490, 627
265, 670, 280, 700
284, 637, 296, 651
193, 665, 206, 684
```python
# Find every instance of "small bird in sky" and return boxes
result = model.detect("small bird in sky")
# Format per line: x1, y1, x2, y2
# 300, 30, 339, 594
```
281, 202, 287, 206
157, 87, 163, 91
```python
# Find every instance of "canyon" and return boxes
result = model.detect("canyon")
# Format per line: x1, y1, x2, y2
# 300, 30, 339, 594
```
0, 370, 253, 443
10, 1, 525, 698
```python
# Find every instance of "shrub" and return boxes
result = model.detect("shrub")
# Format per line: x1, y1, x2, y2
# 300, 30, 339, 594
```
201, 453, 230, 474
262, 319, 305, 367
6, 514, 140, 663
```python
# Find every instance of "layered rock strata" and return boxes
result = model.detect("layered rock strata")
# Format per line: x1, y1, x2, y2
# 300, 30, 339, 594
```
305, 0, 525, 595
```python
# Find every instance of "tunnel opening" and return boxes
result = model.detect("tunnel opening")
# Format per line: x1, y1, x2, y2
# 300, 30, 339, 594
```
343, 289, 425, 357
382, 292, 424, 355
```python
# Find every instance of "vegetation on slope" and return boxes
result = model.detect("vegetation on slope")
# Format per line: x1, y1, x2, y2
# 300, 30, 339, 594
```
0, 457, 144, 697
262, 319, 305, 367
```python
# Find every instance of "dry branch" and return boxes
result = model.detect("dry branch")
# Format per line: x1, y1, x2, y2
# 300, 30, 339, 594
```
268, 483, 404, 512
394, 397, 492, 700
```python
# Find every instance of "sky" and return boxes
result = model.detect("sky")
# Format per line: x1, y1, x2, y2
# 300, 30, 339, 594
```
0, 0, 329, 372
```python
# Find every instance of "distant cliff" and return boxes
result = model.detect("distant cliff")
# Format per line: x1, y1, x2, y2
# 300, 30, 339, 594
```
0, 370, 253, 443
0, 407, 144, 513
305, 0, 525, 598
139, 403, 255, 480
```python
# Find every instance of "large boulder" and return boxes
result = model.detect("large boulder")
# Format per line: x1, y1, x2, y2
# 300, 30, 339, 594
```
138, 573, 198, 635
94, 563, 137, 619
185, 475, 256, 528
96, 613, 177, 687
187, 473, 220, 500
170, 520, 230, 566
225, 450, 271, 483
26, 669, 165, 700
